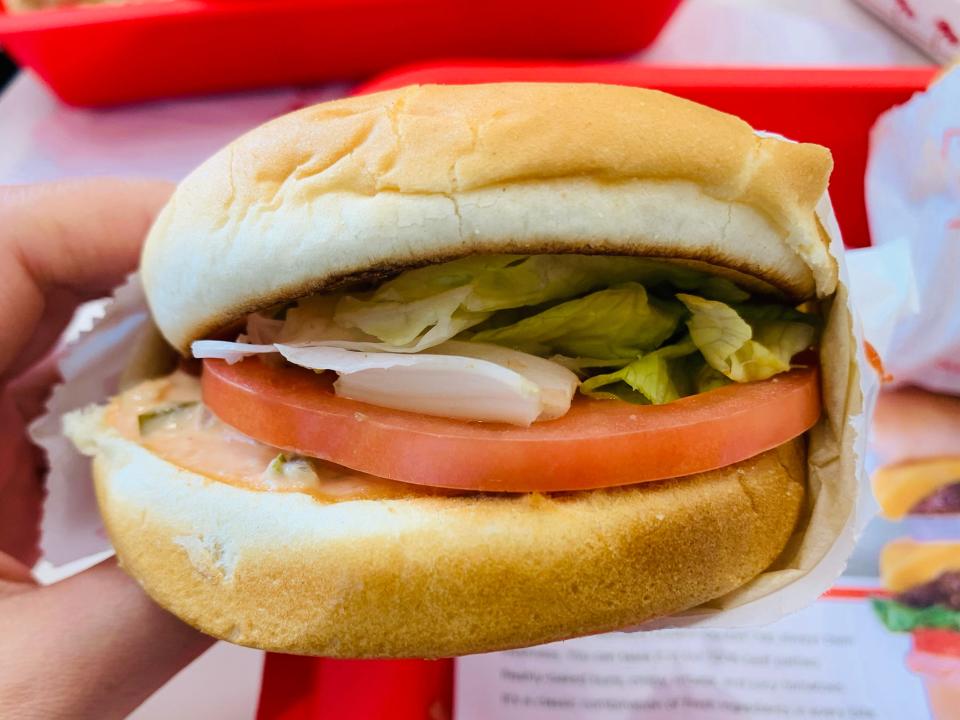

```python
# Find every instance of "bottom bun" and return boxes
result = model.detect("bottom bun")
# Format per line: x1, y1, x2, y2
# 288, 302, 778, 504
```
69, 407, 805, 657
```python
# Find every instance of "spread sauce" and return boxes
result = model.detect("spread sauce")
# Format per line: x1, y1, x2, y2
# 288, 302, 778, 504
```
106, 372, 454, 502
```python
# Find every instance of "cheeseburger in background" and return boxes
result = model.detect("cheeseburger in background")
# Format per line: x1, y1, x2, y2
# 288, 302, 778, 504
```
870, 385, 960, 718
65, 83, 862, 657
870, 387, 959, 563
873, 539, 960, 720
873, 457, 960, 520
876, 539, 960, 632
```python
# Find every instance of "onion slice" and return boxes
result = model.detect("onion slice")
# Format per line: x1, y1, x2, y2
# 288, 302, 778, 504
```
429, 341, 578, 420
275, 344, 543, 426
192, 340, 275, 365
191, 339, 578, 425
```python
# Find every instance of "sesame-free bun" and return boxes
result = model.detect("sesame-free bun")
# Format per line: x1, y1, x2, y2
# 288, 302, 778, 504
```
141, 83, 837, 354
65, 406, 804, 657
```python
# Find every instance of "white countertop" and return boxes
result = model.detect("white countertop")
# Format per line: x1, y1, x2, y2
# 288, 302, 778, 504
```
0, 0, 929, 187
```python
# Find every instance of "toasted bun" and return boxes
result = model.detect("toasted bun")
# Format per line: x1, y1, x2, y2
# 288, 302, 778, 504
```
141, 83, 836, 354
66, 406, 804, 657
880, 539, 960, 593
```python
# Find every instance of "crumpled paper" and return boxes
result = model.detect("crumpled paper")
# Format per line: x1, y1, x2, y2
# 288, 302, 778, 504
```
865, 65, 960, 395
30, 275, 152, 564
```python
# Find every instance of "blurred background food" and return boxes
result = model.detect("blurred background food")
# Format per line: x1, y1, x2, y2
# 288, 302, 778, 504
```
4, 0, 164, 13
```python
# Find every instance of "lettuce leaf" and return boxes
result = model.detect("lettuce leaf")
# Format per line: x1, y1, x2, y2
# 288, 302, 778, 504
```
463, 255, 750, 310
872, 599, 960, 633
369, 255, 523, 303
677, 294, 816, 382
335, 286, 491, 348
580, 339, 698, 404
694, 361, 733, 393
471, 283, 684, 359
369, 254, 749, 309
332, 255, 749, 351
549, 355, 628, 375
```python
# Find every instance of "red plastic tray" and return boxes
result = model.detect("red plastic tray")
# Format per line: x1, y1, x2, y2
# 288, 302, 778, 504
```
0, 0, 681, 106
256, 62, 935, 720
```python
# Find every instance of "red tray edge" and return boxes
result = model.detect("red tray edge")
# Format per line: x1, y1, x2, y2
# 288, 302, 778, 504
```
353, 60, 937, 96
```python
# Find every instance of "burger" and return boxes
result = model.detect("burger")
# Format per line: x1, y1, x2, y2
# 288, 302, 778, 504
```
872, 457, 960, 519
874, 539, 960, 634
873, 539, 960, 720
65, 83, 860, 657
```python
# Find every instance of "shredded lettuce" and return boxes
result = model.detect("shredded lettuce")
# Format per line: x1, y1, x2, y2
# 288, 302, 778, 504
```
677, 294, 816, 383
549, 355, 627, 374
364, 254, 748, 309
472, 284, 683, 359
331, 255, 748, 352
694, 361, 733, 393
194, 254, 820, 420
334, 286, 491, 348
366, 255, 523, 304
580, 339, 698, 404
872, 598, 960, 633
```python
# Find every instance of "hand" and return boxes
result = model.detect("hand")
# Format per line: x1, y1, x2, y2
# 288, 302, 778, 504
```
0, 180, 215, 719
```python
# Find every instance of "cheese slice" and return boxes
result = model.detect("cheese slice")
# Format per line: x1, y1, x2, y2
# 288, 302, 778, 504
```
871, 456, 960, 519
880, 538, 960, 592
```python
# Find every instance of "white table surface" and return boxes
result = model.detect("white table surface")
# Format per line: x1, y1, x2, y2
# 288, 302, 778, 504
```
0, 0, 930, 187
0, 1, 934, 718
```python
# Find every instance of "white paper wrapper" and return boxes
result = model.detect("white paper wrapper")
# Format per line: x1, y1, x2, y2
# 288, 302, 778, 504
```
865, 65, 960, 395
29, 274, 152, 565
854, 0, 960, 64
845, 239, 919, 364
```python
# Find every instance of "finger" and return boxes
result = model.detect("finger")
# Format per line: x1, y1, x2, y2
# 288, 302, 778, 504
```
0, 395, 44, 567
0, 551, 36, 587
7, 285, 86, 385
0, 560, 213, 719
0, 451, 44, 567
0, 179, 174, 380
6, 353, 62, 423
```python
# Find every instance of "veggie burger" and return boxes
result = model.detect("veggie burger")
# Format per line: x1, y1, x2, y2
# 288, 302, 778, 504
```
66, 83, 852, 657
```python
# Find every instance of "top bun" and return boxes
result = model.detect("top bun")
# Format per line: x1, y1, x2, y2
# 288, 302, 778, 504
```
142, 83, 836, 354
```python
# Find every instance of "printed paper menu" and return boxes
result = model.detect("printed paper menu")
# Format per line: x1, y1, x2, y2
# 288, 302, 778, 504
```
456, 591, 929, 719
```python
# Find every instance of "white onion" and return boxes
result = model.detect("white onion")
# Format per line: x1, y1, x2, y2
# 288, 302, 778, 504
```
191, 340, 276, 365
190, 338, 578, 425
275, 344, 543, 426
430, 341, 578, 420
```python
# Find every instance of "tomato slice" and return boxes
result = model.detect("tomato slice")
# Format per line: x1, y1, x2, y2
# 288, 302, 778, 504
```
914, 628, 960, 657
201, 358, 821, 492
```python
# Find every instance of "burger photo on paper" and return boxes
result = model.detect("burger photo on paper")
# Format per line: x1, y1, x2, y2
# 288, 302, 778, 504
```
64, 83, 864, 657
874, 539, 960, 634
873, 457, 960, 519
